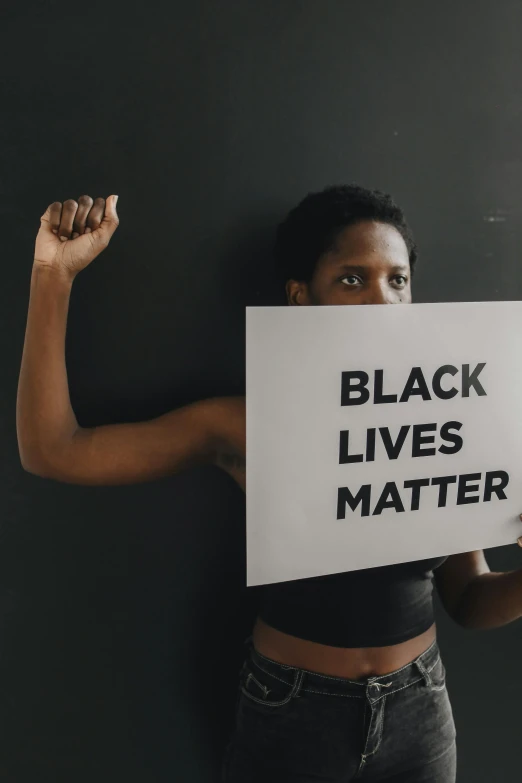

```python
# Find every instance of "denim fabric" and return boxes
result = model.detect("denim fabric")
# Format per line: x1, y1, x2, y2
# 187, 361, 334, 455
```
223, 638, 456, 782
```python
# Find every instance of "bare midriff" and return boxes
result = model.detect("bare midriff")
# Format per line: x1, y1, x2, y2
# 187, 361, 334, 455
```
252, 616, 437, 678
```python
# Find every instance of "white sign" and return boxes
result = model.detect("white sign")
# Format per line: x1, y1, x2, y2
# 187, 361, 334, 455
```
246, 302, 522, 586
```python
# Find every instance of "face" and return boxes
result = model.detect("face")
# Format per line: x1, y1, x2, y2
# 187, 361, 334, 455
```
286, 220, 412, 306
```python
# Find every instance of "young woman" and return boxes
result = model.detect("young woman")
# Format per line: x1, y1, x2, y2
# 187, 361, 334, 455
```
17, 185, 522, 782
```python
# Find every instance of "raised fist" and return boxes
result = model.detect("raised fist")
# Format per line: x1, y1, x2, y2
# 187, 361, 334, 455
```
34, 194, 119, 279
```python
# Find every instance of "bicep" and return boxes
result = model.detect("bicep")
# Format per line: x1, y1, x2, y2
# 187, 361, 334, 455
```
33, 398, 223, 486
434, 550, 490, 619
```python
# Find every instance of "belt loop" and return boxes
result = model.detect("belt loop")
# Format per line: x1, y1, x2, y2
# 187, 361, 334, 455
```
415, 657, 432, 688
292, 669, 305, 699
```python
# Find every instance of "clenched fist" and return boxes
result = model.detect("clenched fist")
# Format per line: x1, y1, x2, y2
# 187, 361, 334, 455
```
34, 194, 119, 279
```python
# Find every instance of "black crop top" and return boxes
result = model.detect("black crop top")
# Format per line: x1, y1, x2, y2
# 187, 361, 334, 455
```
257, 556, 448, 648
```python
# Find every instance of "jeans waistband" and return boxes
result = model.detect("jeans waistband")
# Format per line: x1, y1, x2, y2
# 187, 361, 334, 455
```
247, 637, 441, 703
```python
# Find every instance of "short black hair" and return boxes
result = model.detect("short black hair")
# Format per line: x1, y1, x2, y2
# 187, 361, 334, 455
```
274, 184, 417, 283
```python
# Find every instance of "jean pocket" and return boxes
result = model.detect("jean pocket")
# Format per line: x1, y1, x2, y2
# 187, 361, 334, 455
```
240, 660, 301, 708
426, 655, 447, 692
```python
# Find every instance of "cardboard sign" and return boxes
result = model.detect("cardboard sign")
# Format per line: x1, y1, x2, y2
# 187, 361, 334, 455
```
245, 302, 522, 586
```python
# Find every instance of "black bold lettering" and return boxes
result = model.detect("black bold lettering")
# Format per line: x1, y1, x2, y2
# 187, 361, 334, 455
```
374, 369, 398, 404
378, 425, 411, 460
404, 478, 431, 511
462, 363, 487, 397
372, 482, 405, 515
366, 428, 376, 462
438, 421, 463, 455
337, 485, 372, 518
412, 423, 437, 457
339, 430, 364, 464
341, 371, 370, 406
399, 367, 432, 403
483, 470, 510, 502
456, 473, 481, 505
431, 475, 457, 507
432, 365, 459, 400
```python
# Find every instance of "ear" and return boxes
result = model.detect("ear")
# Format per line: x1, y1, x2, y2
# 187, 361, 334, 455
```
286, 279, 311, 306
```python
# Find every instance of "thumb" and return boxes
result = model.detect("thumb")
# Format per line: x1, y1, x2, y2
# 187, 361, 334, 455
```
94, 194, 119, 243
39, 203, 53, 229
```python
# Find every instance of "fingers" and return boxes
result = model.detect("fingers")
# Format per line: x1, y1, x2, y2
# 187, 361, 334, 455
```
56, 199, 80, 240
42, 195, 119, 246
85, 197, 106, 235
72, 195, 94, 238
48, 202, 63, 235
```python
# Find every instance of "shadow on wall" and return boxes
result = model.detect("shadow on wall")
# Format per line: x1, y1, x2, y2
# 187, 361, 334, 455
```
137, 213, 287, 776
218, 210, 289, 311
119, 451, 258, 776
124, 506, 259, 779
182, 210, 285, 764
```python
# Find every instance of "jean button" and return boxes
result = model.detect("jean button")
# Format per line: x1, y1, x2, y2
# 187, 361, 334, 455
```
369, 682, 380, 697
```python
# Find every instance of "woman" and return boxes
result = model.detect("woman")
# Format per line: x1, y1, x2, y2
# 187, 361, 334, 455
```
17, 184, 522, 782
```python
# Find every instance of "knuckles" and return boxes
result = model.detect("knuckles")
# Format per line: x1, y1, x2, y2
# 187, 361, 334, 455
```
44, 196, 116, 239
54, 196, 100, 210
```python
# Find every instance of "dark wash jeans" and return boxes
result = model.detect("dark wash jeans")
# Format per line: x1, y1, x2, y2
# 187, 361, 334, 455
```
223, 638, 456, 782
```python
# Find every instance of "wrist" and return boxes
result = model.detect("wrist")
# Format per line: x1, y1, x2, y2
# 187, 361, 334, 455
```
32, 262, 76, 287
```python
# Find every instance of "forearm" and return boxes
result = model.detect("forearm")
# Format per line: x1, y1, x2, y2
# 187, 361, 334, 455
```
16, 264, 79, 470
455, 569, 522, 630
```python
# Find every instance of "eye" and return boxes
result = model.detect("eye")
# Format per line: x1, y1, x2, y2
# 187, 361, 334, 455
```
340, 274, 362, 286
392, 275, 408, 288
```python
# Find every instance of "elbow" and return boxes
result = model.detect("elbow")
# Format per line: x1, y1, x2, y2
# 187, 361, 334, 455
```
453, 614, 498, 631
449, 595, 496, 631
18, 443, 57, 479
20, 453, 53, 478
444, 602, 470, 629
451, 609, 481, 630
19, 432, 92, 485
444, 589, 483, 630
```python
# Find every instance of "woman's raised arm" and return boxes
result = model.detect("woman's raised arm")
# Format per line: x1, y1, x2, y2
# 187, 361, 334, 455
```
16, 194, 245, 486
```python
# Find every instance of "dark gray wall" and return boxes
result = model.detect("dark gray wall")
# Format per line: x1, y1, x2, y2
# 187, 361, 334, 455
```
2, 1, 522, 780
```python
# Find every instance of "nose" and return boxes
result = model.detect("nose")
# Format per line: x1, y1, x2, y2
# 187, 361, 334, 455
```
361, 283, 393, 305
